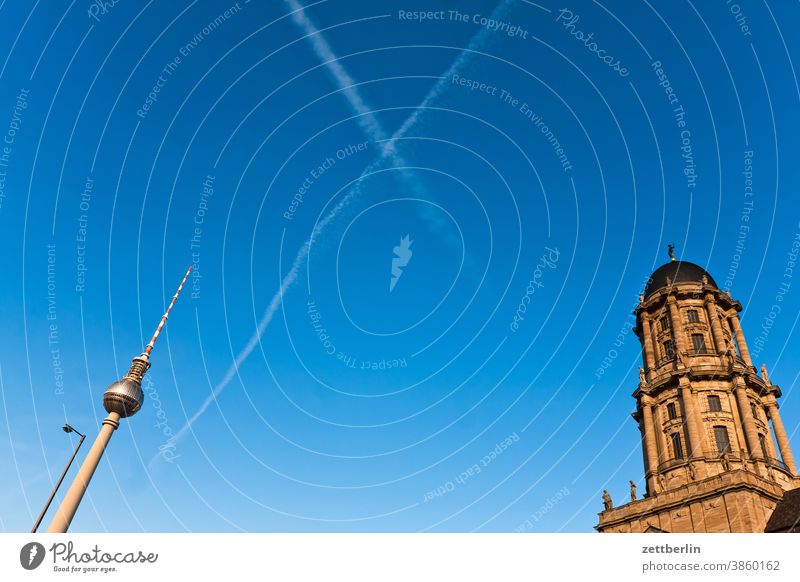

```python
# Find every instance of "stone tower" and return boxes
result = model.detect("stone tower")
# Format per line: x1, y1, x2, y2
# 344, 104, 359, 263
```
597, 257, 799, 532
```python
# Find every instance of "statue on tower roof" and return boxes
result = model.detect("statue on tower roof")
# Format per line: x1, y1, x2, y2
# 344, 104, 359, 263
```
668, 243, 676, 261
761, 364, 771, 385
602, 489, 613, 510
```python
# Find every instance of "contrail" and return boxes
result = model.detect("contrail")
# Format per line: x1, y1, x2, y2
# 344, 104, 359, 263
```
156, 0, 516, 461
161, 189, 353, 455
284, 0, 514, 168
284, 0, 389, 142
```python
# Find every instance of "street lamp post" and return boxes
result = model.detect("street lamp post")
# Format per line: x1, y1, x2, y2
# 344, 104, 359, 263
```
31, 424, 86, 533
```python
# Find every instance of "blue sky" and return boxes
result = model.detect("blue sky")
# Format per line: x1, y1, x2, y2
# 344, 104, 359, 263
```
1, 0, 799, 532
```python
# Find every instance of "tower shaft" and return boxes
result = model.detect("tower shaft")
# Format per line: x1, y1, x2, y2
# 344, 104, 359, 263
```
46, 414, 120, 533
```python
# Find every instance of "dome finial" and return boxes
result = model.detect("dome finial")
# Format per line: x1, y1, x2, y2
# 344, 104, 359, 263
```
667, 243, 676, 261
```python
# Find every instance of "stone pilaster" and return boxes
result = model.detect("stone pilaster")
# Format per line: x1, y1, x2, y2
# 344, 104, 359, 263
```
641, 396, 659, 494
640, 315, 656, 374
668, 297, 688, 356
679, 379, 704, 459
727, 391, 748, 456
734, 379, 761, 459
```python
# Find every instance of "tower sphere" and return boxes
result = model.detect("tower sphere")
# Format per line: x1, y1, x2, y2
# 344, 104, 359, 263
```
102, 379, 144, 418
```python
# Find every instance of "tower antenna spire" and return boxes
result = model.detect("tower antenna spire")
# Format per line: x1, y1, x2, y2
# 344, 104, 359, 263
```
144, 264, 193, 356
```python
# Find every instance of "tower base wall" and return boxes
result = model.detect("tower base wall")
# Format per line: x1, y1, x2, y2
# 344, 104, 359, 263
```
597, 470, 798, 533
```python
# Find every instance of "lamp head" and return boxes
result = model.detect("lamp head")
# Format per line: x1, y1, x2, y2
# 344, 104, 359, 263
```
62, 424, 73, 434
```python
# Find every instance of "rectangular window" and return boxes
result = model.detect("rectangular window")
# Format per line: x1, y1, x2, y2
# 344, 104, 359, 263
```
691, 334, 707, 354
666, 402, 677, 420
759, 434, 769, 459
671, 433, 684, 460
687, 309, 699, 323
660, 316, 671, 332
707, 395, 722, 412
663, 340, 675, 360
713, 426, 732, 455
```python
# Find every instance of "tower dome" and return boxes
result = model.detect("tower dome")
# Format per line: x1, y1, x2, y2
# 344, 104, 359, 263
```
643, 260, 718, 298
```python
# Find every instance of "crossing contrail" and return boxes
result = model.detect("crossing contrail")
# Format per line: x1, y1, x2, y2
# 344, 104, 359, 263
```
283, 0, 489, 267
156, 0, 517, 462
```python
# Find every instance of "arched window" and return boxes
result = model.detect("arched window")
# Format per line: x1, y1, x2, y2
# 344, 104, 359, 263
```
691, 334, 707, 354
759, 434, 769, 459
713, 426, 732, 455
671, 433, 684, 460
707, 395, 722, 412
663, 340, 675, 360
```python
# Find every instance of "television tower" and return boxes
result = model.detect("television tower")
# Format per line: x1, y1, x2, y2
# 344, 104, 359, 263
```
46, 266, 192, 533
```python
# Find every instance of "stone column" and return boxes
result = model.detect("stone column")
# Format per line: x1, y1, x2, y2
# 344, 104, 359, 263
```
734, 380, 761, 459
640, 315, 656, 373
668, 297, 688, 355
765, 396, 798, 475
649, 316, 660, 366
729, 314, 752, 366
757, 400, 780, 460
640, 397, 659, 493
637, 422, 650, 496
679, 380, 704, 458
727, 392, 748, 455
704, 295, 727, 353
